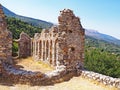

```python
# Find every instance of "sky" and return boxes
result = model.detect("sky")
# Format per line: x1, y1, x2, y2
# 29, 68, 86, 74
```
1, 0, 120, 39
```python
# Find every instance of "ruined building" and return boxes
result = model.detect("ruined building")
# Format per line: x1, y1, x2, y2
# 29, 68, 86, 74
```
32, 9, 85, 69
18, 32, 31, 58
0, 4, 12, 64
0, 5, 120, 88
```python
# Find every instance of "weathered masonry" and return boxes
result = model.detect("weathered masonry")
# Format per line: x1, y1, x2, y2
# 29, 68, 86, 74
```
0, 5, 120, 88
32, 9, 85, 69
18, 32, 31, 58
0, 4, 12, 64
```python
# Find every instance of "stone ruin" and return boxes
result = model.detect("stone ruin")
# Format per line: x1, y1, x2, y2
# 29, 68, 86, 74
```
0, 4, 12, 81
0, 4, 119, 88
18, 32, 31, 58
0, 4, 85, 85
32, 9, 85, 70
0, 4, 12, 64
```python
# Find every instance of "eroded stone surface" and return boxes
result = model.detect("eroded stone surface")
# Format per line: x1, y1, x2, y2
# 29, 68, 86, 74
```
80, 70, 120, 88
32, 9, 85, 70
18, 32, 31, 58
0, 6, 119, 88
0, 4, 12, 64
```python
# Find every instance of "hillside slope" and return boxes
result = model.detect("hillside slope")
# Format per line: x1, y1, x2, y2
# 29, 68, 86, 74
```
2, 5, 53, 29
2, 5, 120, 46
85, 29, 120, 45
85, 35, 120, 54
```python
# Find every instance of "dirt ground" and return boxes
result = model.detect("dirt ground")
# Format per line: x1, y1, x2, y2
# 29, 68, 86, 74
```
15, 57, 54, 73
0, 77, 118, 90
0, 57, 118, 90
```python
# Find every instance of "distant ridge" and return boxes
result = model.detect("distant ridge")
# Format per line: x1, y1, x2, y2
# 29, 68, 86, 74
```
85, 29, 120, 45
2, 5, 120, 46
2, 5, 53, 29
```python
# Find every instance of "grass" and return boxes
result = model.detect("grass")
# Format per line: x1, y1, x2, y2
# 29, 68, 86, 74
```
16, 57, 54, 73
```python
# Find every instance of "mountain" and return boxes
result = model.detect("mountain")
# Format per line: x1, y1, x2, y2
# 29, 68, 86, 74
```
2, 5, 53, 29
2, 5, 120, 46
85, 29, 120, 45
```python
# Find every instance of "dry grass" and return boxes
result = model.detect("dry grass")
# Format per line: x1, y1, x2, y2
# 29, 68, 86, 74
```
0, 57, 118, 90
16, 57, 54, 73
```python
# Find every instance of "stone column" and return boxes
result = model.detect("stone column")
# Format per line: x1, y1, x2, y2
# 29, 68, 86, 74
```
48, 40, 51, 64
34, 41, 36, 56
54, 40, 58, 66
37, 41, 40, 59
41, 40, 44, 61
50, 40, 52, 64
44, 41, 46, 61
39, 41, 42, 60
33, 41, 35, 56
31, 39, 33, 56
52, 41, 55, 66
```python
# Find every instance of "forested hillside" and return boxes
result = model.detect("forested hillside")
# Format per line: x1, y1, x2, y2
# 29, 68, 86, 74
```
6, 17, 120, 78
6, 17, 42, 39
85, 36, 120, 78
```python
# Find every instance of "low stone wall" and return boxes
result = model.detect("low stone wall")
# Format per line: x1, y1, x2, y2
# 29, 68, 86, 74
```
81, 70, 120, 88
1, 64, 120, 88
1, 63, 77, 85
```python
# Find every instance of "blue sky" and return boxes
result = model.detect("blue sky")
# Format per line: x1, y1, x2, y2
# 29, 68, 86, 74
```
1, 0, 120, 39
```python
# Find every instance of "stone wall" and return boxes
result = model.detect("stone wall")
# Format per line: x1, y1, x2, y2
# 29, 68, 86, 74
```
80, 70, 120, 88
18, 32, 31, 58
1, 63, 76, 85
0, 4, 12, 64
0, 5, 119, 89
32, 9, 85, 70
57, 9, 85, 70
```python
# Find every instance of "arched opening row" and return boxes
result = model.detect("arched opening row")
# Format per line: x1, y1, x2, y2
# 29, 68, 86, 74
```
32, 39, 58, 66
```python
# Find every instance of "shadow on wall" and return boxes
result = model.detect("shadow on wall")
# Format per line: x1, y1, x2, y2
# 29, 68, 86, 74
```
0, 62, 79, 86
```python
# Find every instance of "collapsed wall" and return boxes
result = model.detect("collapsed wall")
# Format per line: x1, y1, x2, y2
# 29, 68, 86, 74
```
0, 5, 119, 88
33, 9, 85, 70
18, 32, 31, 58
81, 70, 120, 88
0, 4, 12, 64
0, 7, 83, 85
